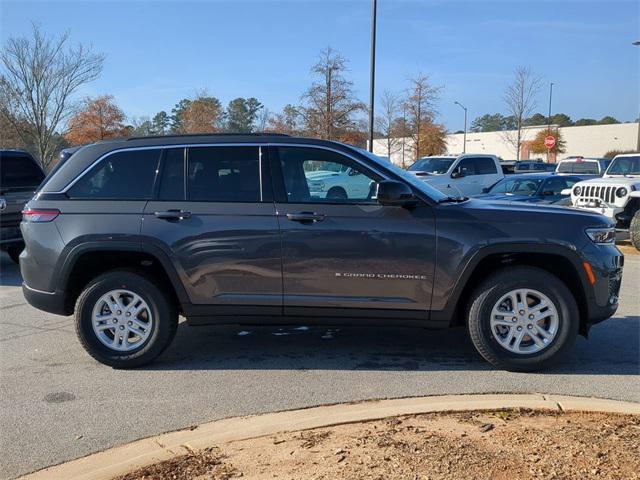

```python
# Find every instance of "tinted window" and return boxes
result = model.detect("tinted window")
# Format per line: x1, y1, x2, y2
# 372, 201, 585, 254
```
158, 148, 185, 200
457, 158, 477, 175
541, 177, 572, 195
0, 153, 45, 191
278, 147, 380, 203
476, 157, 497, 174
489, 177, 543, 196
68, 149, 160, 199
557, 161, 599, 174
187, 146, 260, 202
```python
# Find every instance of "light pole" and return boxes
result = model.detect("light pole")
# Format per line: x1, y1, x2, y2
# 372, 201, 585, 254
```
454, 101, 467, 153
367, 0, 377, 152
634, 41, 640, 151
547, 82, 554, 162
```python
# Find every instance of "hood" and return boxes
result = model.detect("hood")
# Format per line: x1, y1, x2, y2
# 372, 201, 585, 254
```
475, 193, 541, 203
577, 176, 640, 185
459, 198, 612, 224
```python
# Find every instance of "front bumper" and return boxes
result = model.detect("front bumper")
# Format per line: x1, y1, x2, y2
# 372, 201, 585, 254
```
583, 244, 624, 325
22, 283, 69, 316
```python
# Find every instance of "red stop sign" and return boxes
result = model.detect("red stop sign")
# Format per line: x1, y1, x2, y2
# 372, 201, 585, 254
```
544, 135, 556, 149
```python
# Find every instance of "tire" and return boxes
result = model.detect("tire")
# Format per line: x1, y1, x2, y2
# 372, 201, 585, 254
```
630, 209, 640, 252
75, 270, 178, 368
326, 187, 348, 200
7, 245, 23, 264
466, 266, 579, 372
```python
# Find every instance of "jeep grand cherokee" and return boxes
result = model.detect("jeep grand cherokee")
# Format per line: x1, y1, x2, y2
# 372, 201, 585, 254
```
20, 134, 624, 371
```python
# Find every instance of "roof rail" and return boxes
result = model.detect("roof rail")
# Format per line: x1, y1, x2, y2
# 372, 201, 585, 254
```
125, 132, 290, 141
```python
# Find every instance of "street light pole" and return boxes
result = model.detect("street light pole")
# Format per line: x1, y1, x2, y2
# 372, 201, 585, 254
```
367, 0, 377, 152
547, 82, 554, 162
454, 101, 467, 153
634, 41, 640, 151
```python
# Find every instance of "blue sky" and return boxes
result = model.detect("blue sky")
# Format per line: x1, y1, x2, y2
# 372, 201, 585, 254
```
1, 0, 638, 131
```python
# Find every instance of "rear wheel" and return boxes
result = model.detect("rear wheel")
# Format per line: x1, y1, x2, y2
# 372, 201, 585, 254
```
630, 210, 640, 251
467, 267, 578, 372
75, 271, 178, 368
326, 187, 347, 200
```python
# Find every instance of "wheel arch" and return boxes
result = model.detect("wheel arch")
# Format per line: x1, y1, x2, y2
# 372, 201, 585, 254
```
56, 241, 190, 315
436, 243, 592, 336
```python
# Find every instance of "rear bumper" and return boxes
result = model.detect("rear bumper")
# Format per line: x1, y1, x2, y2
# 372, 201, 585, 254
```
22, 283, 69, 316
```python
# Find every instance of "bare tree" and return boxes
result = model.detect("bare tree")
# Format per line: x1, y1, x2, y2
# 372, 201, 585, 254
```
404, 74, 442, 160
502, 66, 543, 160
0, 25, 104, 168
300, 46, 364, 140
375, 90, 403, 159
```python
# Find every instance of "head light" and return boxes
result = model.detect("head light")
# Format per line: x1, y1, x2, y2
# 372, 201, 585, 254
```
585, 227, 616, 244
616, 187, 628, 198
573, 186, 582, 196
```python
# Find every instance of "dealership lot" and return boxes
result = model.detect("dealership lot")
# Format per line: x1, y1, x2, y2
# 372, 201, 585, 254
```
0, 252, 638, 479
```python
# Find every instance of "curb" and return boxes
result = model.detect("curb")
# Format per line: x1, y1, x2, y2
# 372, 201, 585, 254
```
20, 393, 640, 480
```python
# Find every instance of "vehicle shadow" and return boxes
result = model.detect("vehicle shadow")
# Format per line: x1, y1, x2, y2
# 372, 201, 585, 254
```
146, 315, 640, 376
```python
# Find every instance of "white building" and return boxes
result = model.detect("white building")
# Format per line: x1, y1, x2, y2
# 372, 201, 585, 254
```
372, 122, 639, 167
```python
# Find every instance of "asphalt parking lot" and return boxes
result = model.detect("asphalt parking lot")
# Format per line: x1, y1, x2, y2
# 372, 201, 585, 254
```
0, 251, 638, 479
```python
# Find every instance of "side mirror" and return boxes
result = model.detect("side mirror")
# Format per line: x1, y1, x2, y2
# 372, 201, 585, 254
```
561, 188, 572, 195
451, 170, 464, 179
377, 180, 418, 208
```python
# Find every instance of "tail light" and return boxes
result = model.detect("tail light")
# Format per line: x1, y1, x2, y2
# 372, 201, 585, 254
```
22, 208, 60, 223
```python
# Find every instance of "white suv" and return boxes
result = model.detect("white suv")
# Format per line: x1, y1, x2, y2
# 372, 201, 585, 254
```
408, 154, 504, 196
565, 153, 640, 250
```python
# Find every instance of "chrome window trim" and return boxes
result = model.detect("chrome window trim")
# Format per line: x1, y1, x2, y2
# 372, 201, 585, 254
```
47, 143, 389, 195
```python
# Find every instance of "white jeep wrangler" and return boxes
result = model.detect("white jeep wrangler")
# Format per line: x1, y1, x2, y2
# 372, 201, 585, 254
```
564, 153, 640, 250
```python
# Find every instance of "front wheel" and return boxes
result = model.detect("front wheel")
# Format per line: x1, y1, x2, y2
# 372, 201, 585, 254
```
467, 267, 579, 372
630, 210, 640, 251
75, 271, 178, 368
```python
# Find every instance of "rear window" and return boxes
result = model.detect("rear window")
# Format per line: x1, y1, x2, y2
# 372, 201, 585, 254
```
67, 149, 161, 199
557, 161, 599, 174
0, 153, 45, 192
187, 146, 261, 202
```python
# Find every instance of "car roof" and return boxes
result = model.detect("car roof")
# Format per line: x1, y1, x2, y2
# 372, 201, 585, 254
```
612, 153, 640, 159
501, 172, 591, 180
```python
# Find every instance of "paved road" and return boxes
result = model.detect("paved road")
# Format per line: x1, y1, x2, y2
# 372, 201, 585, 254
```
1, 253, 638, 479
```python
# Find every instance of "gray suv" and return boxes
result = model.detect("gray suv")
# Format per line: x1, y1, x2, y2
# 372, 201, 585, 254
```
20, 134, 624, 371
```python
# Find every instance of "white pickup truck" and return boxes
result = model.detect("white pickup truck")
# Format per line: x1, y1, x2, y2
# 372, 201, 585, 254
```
407, 154, 504, 197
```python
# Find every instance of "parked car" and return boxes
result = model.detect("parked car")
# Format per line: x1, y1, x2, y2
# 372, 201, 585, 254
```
476, 173, 594, 205
21, 134, 623, 371
304, 162, 376, 200
408, 154, 503, 196
556, 157, 610, 176
564, 153, 640, 250
513, 161, 557, 173
0, 150, 45, 263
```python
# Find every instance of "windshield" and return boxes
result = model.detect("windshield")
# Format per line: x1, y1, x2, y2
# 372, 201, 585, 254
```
354, 148, 449, 201
408, 157, 454, 174
557, 160, 599, 174
489, 177, 543, 196
606, 155, 640, 175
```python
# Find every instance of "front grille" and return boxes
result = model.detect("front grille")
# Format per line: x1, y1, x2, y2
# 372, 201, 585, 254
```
578, 185, 616, 204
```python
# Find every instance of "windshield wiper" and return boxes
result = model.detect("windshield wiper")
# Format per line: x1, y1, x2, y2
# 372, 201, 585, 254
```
437, 195, 468, 203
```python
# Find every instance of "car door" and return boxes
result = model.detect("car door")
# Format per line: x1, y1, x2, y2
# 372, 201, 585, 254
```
271, 145, 436, 317
475, 157, 502, 192
141, 145, 282, 314
449, 157, 479, 195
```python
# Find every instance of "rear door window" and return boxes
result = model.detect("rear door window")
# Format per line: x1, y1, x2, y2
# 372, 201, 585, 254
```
187, 146, 261, 202
475, 157, 498, 174
0, 153, 45, 192
67, 149, 161, 199
457, 158, 477, 175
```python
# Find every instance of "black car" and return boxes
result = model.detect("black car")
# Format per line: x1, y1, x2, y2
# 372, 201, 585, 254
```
20, 134, 623, 371
477, 173, 596, 205
0, 150, 45, 263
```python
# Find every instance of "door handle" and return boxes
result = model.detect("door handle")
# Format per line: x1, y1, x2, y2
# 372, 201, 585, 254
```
286, 212, 326, 223
154, 209, 192, 221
